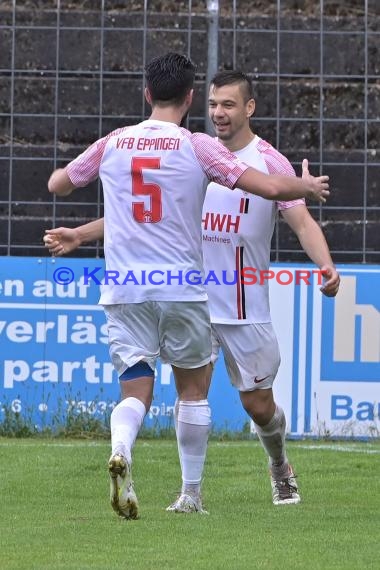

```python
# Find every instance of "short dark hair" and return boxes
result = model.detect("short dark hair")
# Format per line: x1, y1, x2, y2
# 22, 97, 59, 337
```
145, 52, 196, 106
210, 70, 254, 102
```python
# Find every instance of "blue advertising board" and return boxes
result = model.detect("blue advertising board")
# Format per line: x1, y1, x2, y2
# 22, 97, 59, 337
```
0, 258, 379, 437
0, 257, 246, 432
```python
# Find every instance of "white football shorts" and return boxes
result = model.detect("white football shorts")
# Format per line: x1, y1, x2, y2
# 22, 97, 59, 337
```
104, 300, 212, 375
211, 322, 281, 392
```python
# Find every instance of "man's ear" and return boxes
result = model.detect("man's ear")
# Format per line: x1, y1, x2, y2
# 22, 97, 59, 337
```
186, 88, 194, 107
144, 87, 152, 105
247, 98, 256, 118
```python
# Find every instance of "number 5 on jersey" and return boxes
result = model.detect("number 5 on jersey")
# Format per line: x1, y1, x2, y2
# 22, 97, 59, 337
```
132, 157, 162, 223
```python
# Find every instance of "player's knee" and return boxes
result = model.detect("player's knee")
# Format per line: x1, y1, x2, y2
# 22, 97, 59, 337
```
240, 389, 275, 425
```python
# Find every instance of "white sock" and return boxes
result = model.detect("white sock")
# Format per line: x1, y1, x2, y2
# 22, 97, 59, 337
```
173, 398, 183, 471
254, 405, 289, 478
110, 397, 146, 464
177, 400, 211, 496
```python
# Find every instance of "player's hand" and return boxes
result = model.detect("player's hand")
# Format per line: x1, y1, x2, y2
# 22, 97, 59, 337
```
43, 227, 81, 256
320, 264, 340, 297
302, 159, 330, 204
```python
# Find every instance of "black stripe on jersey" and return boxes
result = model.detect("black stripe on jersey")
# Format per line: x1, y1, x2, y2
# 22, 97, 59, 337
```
239, 246, 246, 319
239, 197, 250, 214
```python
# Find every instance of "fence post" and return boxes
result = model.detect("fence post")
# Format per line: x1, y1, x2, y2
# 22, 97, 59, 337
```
205, 0, 219, 135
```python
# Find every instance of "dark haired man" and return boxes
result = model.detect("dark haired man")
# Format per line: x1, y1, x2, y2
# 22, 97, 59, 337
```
182, 70, 339, 506
47, 53, 330, 519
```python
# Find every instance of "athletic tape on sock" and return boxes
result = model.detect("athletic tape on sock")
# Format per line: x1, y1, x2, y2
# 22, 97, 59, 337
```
178, 400, 211, 426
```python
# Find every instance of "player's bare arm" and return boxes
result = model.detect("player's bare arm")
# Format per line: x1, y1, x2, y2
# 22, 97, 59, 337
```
282, 205, 340, 297
44, 218, 104, 256
235, 162, 330, 203
48, 167, 76, 197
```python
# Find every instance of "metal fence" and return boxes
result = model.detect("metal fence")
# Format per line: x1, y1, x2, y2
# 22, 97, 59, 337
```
0, 0, 379, 262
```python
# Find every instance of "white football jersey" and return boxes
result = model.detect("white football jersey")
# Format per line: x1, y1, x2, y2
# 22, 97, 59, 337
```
203, 136, 304, 324
66, 120, 248, 304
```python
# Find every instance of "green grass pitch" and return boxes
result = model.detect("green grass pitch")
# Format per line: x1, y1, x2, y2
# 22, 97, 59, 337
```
0, 438, 379, 570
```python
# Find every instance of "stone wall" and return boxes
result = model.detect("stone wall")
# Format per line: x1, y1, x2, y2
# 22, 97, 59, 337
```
0, 0, 379, 261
